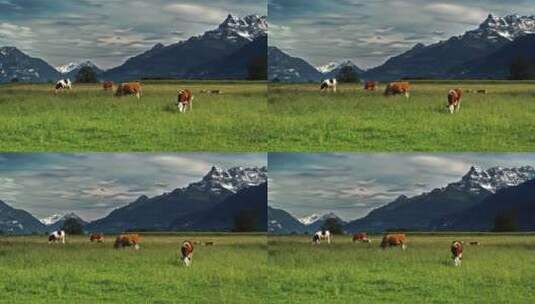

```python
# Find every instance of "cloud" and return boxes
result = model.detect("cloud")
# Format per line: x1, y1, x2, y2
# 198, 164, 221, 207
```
165, 3, 228, 23
423, 3, 488, 24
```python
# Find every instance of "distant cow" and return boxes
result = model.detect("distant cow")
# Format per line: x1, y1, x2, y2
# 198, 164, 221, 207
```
364, 81, 378, 91
176, 89, 194, 113
114, 234, 140, 250
181, 240, 194, 266
380, 233, 407, 250
312, 230, 331, 244
320, 78, 337, 92
469, 241, 480, 246
49, 230, 66, 244
200, 89, 222, 94
89, 233, 104, 243
353, 232, 370, 243
102, 81, 114, 91
115, 82, 142, 99
384, 82, 410, 98
447, 88, 462, 114
204, 241, 214, 246
451, 240, 464, 266
54, 79, 72, 93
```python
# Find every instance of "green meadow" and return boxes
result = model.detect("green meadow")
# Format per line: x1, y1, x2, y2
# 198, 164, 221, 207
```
267, 81, 535, 151
268, 234, 535, 304
0, 234, 267, 304
0, 81, 267, 152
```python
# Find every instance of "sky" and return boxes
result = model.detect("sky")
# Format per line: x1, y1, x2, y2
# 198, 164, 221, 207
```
0, 0, 266, 69
269, 153, 535, 221
269, 0, 535, 69
0, 153, 266, 222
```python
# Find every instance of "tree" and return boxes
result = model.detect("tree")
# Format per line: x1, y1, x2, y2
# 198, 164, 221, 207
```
75, 66, 98, 83
509, 56, 535, 80
232, 210, 257, 232
336, 66, 360, 83
492, 210, 518, 232
247, 56, 267, 80
61, 218, 84, 235
10, 77, 18, 83
320, 218, 344, 235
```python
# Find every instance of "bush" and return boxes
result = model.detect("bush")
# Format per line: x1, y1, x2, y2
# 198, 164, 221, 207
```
75, 66, 98, 83
336, 66, 360, 83
320, 218, 344, 235
61, 218, 84, 235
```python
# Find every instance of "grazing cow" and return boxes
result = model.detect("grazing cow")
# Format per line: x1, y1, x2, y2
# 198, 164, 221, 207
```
176, 89, 194, 113
114, 234, 140, 250
115, 82, 142, 99
89, 233, 104, 243
451, 240, 464, 266
320, 78, 337, 92
102, 81, 114, 91
380, 233, 407, 250
384, 82, 411, 98
48, 230, 66, 244
200, 89, 222, 94
447, 88, 463, 114
204, 241, 214, 246
364, 81, 378, 91
352, 232, 370, 243
54, 79, 72, 93
181, 240, 194, 266
312, 230, 331, 244
469, 241, 480, 246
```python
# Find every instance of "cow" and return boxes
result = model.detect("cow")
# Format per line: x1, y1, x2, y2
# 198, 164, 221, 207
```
114, 234, 140, 250
320, 78, 337, 92
447, 88, 463, 114
181, 240, 194, 266
48, 230, 66, 244
312, 230, 331, 244
102, 81, 114, 91
384, 82, 411, 98
380, 233, 407, 250
204, 241, 214, 246
115, 82, 142, 99
352, 232, 370, 243
200, 89, 222, 94
89, 233, 104, 243
364, 81, 378, 91
176, 89, 194, 113
451, 240, 464, 266
54, 79, 72, 93
469, 241, 480, 246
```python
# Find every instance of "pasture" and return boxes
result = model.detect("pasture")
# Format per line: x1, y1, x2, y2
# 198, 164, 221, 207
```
0, 81, 267, 152
268, 234, 535, 303
0, 233, 267, 303
268, 81, 535, 151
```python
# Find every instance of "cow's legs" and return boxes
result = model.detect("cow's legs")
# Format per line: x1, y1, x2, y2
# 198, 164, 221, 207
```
456, 102, 461, 112
449, 104, 455, 114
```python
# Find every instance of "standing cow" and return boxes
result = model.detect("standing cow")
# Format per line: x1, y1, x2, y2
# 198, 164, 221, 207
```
364, 81, 378, 91
312, 230, 331, 244
54, 79, 72, 94
380, 233, 407, 250
384, 82, 410, 98
320, 78, 337, 92
114, 234, 140, 250
353, 232, 370, 243
89, 233, 104, 243
181, 240, 194, 266
451, 241, 464, 266
102, 81, 114, 91
115, 82, 142, 99
176, 89, 194, 113
447, 88, 462, 114
48, 230, 66, 244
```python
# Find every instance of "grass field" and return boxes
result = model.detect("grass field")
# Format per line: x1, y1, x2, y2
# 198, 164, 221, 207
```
268, 81, 535, 151
0, 81, 267, 152
0, 233, 267, 304
268, 234, 535, 303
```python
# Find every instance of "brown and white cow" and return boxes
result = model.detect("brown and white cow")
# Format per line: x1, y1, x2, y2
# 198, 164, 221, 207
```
54, 79, 72, 94
380, 233, 407, 250
181, 240, 194, 266
89, 233, 104, 243
49, 230, 66, 244
352, 232, 370, 243
384, 82, 411, 98
176, 89, 194, 113
364, 81, 378, 91
115, 82, 142, 99
114, 234, 140, 250
102, 81, 114, 91
451, 240, 464, 266
320, 78, 337, 92
447, 88, 462, 114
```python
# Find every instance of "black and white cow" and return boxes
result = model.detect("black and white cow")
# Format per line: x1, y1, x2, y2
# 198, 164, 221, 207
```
320, 78, 337, 92
55, 79, 72, 93
312, 230, 331, 244
49, 230, 66, 244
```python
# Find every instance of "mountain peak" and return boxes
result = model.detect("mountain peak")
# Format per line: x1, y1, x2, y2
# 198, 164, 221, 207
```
452, 165, 535, 193
204, 14, 267, 42
475, 14, 535, 41
191, 166, 267, 194
56, 60, 101, 74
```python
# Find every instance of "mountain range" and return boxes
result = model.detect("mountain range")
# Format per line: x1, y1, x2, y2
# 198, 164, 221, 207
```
0, 166, 267, 234
269, 14, 535, 81
269, 166, 535, 234
0, 14, 267, 83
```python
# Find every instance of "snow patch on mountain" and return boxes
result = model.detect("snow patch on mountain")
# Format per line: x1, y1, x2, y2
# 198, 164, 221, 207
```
203, 14, 267, 42
299, 212, 345, 225
449, 165, 535, 193
187, 166, 267, 194
316, 62, 339, 73
56, 60, 101, 74
469, 14, 535, 41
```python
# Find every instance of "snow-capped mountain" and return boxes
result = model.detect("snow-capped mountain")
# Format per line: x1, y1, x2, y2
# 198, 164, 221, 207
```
322, 60, 365, 79
40, 214, 64, 225
269, 206, 306, 234
203, 14, 267, 42
474, 14, 535, 41
0, 46, 59, 83
299, 213, 322, 225
316, 62, 339, 73
188, 166, 267, 194
56, 60, 102, 74
449, 166, 535, 194
44, 212, 88, 231
268, 47, 323, 82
